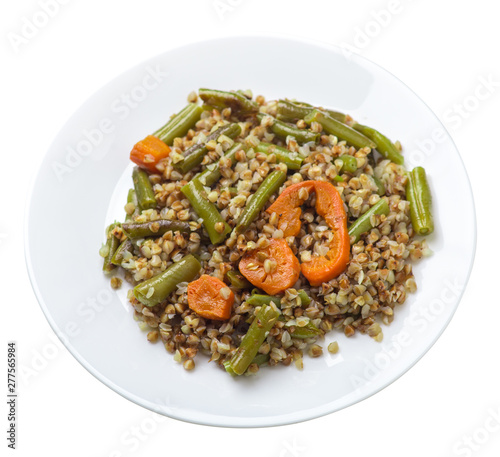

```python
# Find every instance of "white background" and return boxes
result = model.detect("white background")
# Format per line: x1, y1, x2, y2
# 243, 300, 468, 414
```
2, 0, 499, 456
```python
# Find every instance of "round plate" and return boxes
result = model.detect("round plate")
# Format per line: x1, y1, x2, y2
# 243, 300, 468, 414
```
25, 35, 476, 427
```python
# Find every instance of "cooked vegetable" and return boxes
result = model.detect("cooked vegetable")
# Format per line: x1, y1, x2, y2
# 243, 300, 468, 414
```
187, 275, 234, 320
255, 142, 303, 170
111, 239, 133, 266
132, 166, 157, 210
181, 179, 231, 245
125, 189, 138, 222
226, 270, 252, 289
338, 154, 358, 174
276, 99, 346, 123
266, 181, 350, 286
130, 135, 171, 173
225, 303, 280, 375
102, 223, 120, 273
257, 113, 319, 144
353, 123, 404, 165
245, 293, 282, 308
406, 167, 434, 235
153, 103, 202, 146
372, 176, 385, 196
348, 198, 390, 244
289, 321, 322, 339
122, 220, 190, 239
199, 88, 259, 114
196, 142, 245, 187
239, 238, 300, 295
175, 123, 241, 173
234, 169, 287, 234
304, 110, 375, 149
133, 254, 201, 307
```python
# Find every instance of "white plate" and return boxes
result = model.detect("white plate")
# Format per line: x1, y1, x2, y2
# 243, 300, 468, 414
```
25, 35, 476, 427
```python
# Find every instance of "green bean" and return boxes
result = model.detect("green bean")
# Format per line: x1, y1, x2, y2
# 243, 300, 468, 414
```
181, 179, 231, 245
111, 239, 133, 266
225, 304, 280, 375
372, 176, 385, 196
348, 198, 390, 244
277, 99, 346, 123
122, 220, 190, 239
251, 353, 270, 367
234, 169, 287, 234
338, 155, 358, 174
153, 103, 202, 146
199, 88, 259, 114
125, 189, 138, 222
289, 322, 322, 339
102, 223, 120, 273
132, 167, 157, 210
304, 110, 375, 150
257, 113, 319, 144
133, 254, 201, 307
245, 294, 281, 308
175, 123, 241, 174
406, 167, 434, 235
334, 175, 344, 182
255, 142, 303, 170
226, 270, 252, 289
352, 123, 404, 165
195, 142, 245, 187
298, 289, 311, 306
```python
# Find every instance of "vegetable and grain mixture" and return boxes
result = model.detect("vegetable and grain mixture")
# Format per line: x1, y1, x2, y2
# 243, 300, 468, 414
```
100, 89, 434, 376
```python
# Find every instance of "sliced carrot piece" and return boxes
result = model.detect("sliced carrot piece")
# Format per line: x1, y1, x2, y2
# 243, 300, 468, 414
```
239, 238, 300, 295
130, 135, 171, 173
266, 181, 315, 237
267, 180, 350, 286
187, 275, 234, 321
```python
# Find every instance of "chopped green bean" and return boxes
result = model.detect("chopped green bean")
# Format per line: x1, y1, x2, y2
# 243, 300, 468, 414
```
251, 353, 270, 366
338, 155, 358, 174
277, 99, 346, 123
111, 239, 133, 266
122, 220, 190, 239
153, 103, 202, 146
195, 142, 245, 187
348, 198, 390, 244
352, 123, 404, 165
133, 254, 201, 307
372, 176, 385, 196
175, 123, 241, 174
245, 294, 282, 308
199, 88, 259, 114
125, 189, 138, 222
226, 270, 252, 289
289, 321, 322, 339
102, 223, 120, 273
226, 304, 280, 375
181, 179, 231, 245
234, 169, 287, 234
406, 167, 434, 235
255, 142, 303, 170
132, 167, 157, 210
304, 110, 375, 150
257, 113, 319, 144
334, 175, 344, 182
298, 289, 311, 306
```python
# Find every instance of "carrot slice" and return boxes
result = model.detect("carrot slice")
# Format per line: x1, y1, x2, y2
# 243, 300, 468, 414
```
187, 275, 234, 321
266, 181, 315, 237
130, 135, 171, 173
267, 180, 350, 286
239, 238, 300, 295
